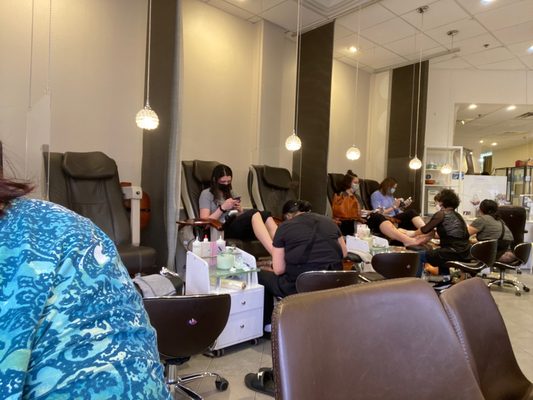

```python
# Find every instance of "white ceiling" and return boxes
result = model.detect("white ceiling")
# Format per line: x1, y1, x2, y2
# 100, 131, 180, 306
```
203, 0, 533, 73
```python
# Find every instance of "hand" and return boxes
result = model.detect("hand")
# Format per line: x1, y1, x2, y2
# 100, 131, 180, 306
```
222, 198, 237, 211
403, 197, 413, 208
393, 198, 402, 208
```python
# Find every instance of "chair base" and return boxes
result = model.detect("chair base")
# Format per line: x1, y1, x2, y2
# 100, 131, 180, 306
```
166, 366, 229, 400
488, 274, 530, 297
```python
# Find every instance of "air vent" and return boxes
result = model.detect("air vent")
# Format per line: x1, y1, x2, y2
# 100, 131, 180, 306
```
515, 112, 533, 120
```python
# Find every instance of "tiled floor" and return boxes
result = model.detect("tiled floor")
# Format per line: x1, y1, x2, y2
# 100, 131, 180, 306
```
174, 272, 533, 399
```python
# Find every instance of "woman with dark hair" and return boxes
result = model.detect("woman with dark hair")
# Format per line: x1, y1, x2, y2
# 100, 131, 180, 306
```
0, 178, 170, 399
415, 188, 471, 282
369, 177, 425, 231
258, 199, 347, 331
199, 164, 277, 253
334, 170, 364, 236
468, 199, 513, 256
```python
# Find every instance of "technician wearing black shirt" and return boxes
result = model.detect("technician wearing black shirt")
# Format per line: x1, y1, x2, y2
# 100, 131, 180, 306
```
258, 200, 347, 329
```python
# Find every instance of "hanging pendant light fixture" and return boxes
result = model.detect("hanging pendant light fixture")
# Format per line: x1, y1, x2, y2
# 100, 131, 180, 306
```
285, 0, 303, 151
136, 0, 159, 130
408, 63, 421, 170
346, 6, 362, 160
409, 6, 428, 170
440, 29, 458, 175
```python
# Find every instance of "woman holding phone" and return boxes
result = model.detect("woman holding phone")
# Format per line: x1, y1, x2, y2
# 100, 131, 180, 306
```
199, 164, 278, 254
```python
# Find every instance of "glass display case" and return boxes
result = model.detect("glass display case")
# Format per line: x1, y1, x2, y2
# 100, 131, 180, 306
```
494, 167, 533, 206
421, 146, 464, 215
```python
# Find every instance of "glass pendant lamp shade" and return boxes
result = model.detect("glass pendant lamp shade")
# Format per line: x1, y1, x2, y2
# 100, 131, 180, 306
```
440, 163, 452, 174
409, 156, 422, 170
136, 105, 159, 130
285, 130, 302, 151
346, 146, 361, 160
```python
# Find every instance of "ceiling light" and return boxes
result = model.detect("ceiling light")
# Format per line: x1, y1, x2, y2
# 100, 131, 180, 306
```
528, 45, 533, 54
409, 157, 422, 170
346, 146, 361, 160
461, 120, 465, 125
468, 104, 478, 110
285, 131, 302, 151
507, 105, 517, 111
491, 142, 498, 146
480, 0, 494, 4
349, 46, 358, 53
136, 0, 159, 130
479, 140, 484, 143
346, 7, 362, 161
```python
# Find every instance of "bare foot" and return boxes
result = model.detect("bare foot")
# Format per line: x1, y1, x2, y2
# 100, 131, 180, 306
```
424, 263, 439, 276
402, 235, 428, 247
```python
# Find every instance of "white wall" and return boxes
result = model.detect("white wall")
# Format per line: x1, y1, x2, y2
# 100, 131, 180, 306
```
180, 0, 295, 206
328, 60, 370, 177
0, 0, 147, 191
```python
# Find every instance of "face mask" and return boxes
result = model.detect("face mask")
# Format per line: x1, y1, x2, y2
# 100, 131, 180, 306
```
351, 183, 360, 195
390, 188, 396, 195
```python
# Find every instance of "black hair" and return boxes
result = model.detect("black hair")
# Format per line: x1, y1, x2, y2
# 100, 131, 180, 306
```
340, 171, 358, 191
479, 199, 500, 220
435, 188, 460, 209
0, 178, 33, 217
282, 199, 312, 217
209, 164, 233, 199
379, 177, 397, 195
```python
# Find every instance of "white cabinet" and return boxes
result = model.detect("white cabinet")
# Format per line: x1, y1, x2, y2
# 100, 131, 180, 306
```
185, 250, 264, 352
421, 146, 464, 215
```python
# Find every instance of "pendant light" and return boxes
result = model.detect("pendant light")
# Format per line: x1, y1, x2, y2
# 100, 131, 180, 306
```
440, 29, 458, 175
136, 0, 159, 130
285, 0, 303, 151
409, 6, 428, 170
346, 6, 362, 160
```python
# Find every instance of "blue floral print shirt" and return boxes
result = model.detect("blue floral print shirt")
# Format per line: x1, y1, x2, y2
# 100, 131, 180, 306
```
0, 198, 171, 399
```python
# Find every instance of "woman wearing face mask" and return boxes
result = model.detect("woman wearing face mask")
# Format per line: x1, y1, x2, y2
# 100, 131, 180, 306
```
369, 177, 426, 232
199, 164, 277, 254
335, 173, 428, 246
414, 189, 471, 284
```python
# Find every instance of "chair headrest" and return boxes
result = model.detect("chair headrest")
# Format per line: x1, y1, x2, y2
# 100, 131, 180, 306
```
193, 160, 220, 184
62, 152, 116, 179
263, 165, 292, 189
329, 173, 345, 193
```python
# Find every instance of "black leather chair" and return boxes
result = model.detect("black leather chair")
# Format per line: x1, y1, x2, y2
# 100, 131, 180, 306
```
295, 270, 359, 293
272, 278, 485, 400
445, 239, 498, 279
441, 278, 533, 400
490, 242, 531, 296
180, 160, 268, 257
360, 178, 379, 210
371, 251, 420, 279
45, 151, 157, 276
248, 165, 297, 220
143, 294, 231, 400
498, 206, 527, 247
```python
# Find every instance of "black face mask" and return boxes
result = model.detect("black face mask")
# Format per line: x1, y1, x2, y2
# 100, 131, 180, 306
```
218, 183, 232, 195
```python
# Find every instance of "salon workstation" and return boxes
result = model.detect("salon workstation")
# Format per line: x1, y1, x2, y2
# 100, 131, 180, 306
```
2, 0, 533, 399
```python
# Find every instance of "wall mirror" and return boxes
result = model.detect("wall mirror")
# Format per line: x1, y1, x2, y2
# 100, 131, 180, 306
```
453, 103, 533, 174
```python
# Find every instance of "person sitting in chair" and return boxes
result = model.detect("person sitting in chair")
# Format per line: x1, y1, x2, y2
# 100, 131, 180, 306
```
0, 177, 170, 399
335, 173, 428, 247
199, 164, 278, 254
258, 199, 347, 333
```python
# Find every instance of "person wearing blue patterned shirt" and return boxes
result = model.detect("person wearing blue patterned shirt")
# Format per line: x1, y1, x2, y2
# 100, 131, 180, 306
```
0, 178, 170, 399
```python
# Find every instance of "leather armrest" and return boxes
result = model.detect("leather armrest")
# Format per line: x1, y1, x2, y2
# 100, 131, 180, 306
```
177, 218, 223, 231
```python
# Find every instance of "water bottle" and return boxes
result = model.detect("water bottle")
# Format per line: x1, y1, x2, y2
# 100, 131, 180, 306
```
201, 235, 211, 258
216, 234, 226, 254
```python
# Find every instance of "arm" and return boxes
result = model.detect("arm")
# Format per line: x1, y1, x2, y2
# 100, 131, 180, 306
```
338, 236, 348, 258
272, 246, 286, 275
467, 224, 479, 236
420, 211, 444, 234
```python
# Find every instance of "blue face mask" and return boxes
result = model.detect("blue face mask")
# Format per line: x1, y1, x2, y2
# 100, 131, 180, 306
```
390, 188, 396, 195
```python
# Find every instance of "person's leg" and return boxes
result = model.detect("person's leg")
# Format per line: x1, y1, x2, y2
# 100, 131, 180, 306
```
258, 270, 285, 327
251, 212, 274, 254
379, 220, 429, 247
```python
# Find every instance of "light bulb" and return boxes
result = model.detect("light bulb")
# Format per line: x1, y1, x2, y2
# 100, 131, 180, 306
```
409, 156, 422, 170
285, 131, 302, 151
440, 163, 452, 174
346, 146, 361, 160
136, 105, 159, 130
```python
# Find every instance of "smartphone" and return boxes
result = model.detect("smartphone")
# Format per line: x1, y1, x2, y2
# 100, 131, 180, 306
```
233, 196, 241, 201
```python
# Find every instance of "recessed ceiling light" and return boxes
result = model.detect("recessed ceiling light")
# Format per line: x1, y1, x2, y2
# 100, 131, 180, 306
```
480, 0, 494, 4
479, 140, 484, 143
468, 104, 478, 110
528, 45, 533, 54
461, 120, 465, 125
349, 46, 358, 53
491, 142, 498, 146
507, 105, 517, 111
